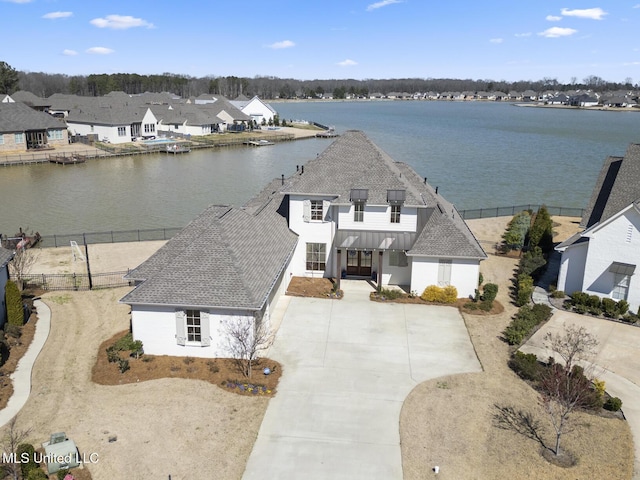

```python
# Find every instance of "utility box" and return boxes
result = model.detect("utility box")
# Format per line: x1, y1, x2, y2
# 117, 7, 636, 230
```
42, 432, 80, 474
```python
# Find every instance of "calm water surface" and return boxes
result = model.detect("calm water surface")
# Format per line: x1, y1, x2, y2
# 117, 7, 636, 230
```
1, 101, 640, 235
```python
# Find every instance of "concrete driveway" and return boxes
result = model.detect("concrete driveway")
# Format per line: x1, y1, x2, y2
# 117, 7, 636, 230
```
242, 281, 481, 480
520, 310, 640, 479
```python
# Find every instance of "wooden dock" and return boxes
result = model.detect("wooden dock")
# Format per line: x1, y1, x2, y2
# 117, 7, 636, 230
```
48, 154, 87, 165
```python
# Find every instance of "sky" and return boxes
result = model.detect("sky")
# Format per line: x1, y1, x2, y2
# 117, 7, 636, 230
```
1, 0, 639, 84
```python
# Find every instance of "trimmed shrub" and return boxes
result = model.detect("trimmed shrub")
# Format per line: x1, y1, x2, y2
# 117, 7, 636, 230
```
421, 285, 458, 304
519, 247, 547, 280
5, 280, 23, 326
118, 358, 130, 373
502, 211, 531, 251
502, 304, 551, 346
550, 290, 565, 299
17, 443, 37, 478
482, 283, 498, 304
27, 469, 48, 480
571, 291, 590, 306
593, 379, 606, 399
604, 396, 623, 412
509, 351, 541, 381
617, 299, 629, 316
587, 295, 602, 309
516, 274, 534, 307
622, 313, 638, 324
378, 287, 404, 300
602, 298, 617, 318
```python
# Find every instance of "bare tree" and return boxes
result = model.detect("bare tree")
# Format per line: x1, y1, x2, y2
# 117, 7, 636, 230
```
0, 417, 32, 480
9, 247, 39, 291
225, 311, 274, 379
540, 324, 599, 457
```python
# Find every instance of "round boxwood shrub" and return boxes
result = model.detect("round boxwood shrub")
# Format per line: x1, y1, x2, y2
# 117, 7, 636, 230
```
604, 396, 623, 412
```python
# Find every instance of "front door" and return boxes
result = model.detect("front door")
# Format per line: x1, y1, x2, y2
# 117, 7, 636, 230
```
346, 250, 372, 277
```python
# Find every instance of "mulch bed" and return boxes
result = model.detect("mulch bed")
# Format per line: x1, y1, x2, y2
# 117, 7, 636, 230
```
286, 276, 342, 299
92, 331, 282, 396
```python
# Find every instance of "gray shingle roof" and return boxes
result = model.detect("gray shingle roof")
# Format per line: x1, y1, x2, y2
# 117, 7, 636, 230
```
581, 144, 640, 228
0, 102, 65, 132
121, 184, 298, 310
0, 248, 14, 269
10, 90, 51, 107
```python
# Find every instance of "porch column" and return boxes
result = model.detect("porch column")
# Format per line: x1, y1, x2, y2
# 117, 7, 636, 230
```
378, 251, 384, 292
336, 249, 341, 290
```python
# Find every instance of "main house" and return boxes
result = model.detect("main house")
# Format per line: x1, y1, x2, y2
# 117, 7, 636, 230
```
556, 143, 640, 312
121, 131, 486, 358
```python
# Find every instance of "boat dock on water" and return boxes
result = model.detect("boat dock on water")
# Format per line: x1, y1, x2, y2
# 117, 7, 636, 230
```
48, 154, 87, 165
166, 143, 191, 154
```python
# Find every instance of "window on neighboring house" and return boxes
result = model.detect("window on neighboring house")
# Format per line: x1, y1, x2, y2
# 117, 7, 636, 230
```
117, 127, 126, 137
306, 243, 326, 271
390, 204, 401, 223
14, 133, 24, 144
186, 309, 201, 342
311, 200, 323, 221
438, 259, 452, 286
354, 202, 364, 222
144, 123, 156, 133
612, 274, 630, 300
0, 134, 4, 145
388, 251, 408, 267
47, 130, 63, 140
174, 124, 179, 130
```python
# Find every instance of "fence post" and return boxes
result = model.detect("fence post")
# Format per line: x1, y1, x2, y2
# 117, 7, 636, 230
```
73, 273, 77, 291
137, 229, 140, 242
111, 231, 114, 243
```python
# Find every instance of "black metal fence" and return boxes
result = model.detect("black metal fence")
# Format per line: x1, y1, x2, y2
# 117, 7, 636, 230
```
459, 204, 584, 220
38, 227, 182, 248
21, 271, 132, 291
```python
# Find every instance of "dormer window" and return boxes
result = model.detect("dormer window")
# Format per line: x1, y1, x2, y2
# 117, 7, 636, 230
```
387, 189, 406, 204
350, 189, 368, 202
354, 202, 364, 222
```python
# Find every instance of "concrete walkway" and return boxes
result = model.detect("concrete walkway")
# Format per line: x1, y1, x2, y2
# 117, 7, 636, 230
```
0, 300, 51, 428
243, 280, 481, 480
520, 310, 640, 479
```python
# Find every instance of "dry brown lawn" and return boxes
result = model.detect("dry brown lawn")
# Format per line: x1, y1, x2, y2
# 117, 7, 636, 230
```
400, 216, 634, 479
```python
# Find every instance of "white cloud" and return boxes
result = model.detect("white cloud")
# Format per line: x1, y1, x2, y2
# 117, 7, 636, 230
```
86, 47, 114, 55
515, 32, 532, 37
2, 0, 32, 3
538, 27, 578, 38
546, 15, 562, 21
62, 49, 78, 56
90, 15, 154, 29
266, 40, 295, 49
337, 59, 357, 66
634, 4, 640, 8
366, 0, 402, 11
560, 8, 607, 20
43, 11, 73, 19
489, 38, 503, 44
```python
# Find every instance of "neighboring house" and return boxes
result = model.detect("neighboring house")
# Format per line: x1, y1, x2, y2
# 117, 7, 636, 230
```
10, 90, 51, 112
0, 248, 14, 329
121, 131, 486, 358
556, 144, 640, 312
66, 103, 158, 144
570, 93, 599, 107
0, 101, 68, 153
230, 95, 277, 125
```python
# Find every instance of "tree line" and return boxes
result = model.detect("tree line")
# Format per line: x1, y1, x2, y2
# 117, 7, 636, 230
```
1, 61, 636, 98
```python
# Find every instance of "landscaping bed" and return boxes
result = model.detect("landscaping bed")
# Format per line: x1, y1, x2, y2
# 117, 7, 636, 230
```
92, 331, 282, 396
286, 276, 342, 299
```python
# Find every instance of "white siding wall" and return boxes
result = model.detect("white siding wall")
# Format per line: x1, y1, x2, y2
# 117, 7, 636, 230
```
67, 123, 130, 144
131, 305, 253, 358
409, 257, 480, 299
338, 205, 418, 231
581, 208, 640, 311
380, 252, 412, 286
557, 242, 588, 295
289, 195, 336, 277
244, 98, 275, 124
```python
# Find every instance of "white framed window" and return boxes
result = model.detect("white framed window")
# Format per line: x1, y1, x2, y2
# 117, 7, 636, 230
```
14, 133, 24, 144
47, 130, 63, 140
311, 200, 323, 221
612, 274, 630, 300
438, 259, 452, 286
390, 204, 401, 223
117, 127, 127, 136
354, 203, 364, 222
144, 123, 156, 133
388, 251, 408, 267
186, 309, 201, 342
306, 243, 326, 271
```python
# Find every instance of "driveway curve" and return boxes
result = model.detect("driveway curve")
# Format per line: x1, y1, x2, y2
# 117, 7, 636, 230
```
243, 281, 481, 480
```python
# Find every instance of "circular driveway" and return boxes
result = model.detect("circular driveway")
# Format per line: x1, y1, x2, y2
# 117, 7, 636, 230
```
243, 281, 482, 480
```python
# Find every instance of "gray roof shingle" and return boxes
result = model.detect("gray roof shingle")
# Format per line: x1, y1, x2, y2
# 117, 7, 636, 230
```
121, 185, 298, 310
0, 248, 14, 268
0, 102, 65, 132
581, 144, 640, 228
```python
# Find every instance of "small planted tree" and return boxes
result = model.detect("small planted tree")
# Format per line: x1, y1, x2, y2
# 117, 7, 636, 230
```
0, 417, 32, 480
540, 324, 599, 458
9, 246, 39, 291
225, 311, 273, 379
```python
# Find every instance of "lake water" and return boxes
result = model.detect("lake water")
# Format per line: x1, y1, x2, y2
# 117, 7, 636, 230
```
1, 101, 640, 236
